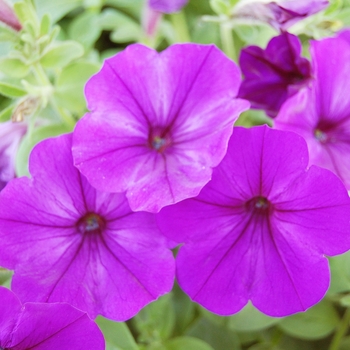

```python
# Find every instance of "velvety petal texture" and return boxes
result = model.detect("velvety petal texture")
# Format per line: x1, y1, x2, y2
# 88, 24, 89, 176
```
149, 0, 188, 13
73, 43, 249, 213
238, 32, 312, 118
157, 126, 350, 317
0, 287, 105, 350
0, 121, 27, 191
233, 0, 328, 31
0, 133, 175, 321
275, 33, 350, 189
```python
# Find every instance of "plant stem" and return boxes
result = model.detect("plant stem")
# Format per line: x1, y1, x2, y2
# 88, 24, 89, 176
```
170, 11, 190, 43
329, 308, 350, 350
220, 21, 236, 61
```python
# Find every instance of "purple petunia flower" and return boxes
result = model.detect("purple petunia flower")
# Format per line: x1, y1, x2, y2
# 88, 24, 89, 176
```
72, 44, 249, 213
0, 133, 175, 321
233, 0, 328, 31
0, 121, 27, 191
0, 287, 105, 349
238, 32, 312, 118
157, 126, 350, 317
274, 33, 350, 189
149, 0, 188, 13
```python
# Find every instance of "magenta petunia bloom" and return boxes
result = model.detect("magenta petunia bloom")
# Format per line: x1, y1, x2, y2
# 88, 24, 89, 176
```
0, 121, 27, 191
149, 0, 188, 13
274, 33, 350, 189
234, 0, 328, 31
0, 287, 105, 349
157, 126, 350, 317
73, 44, 249, 213
238, 32, 312, 118
0, 133, 174, 321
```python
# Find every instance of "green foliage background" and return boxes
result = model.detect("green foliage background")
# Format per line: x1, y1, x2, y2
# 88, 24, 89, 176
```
1, 0, 350, 349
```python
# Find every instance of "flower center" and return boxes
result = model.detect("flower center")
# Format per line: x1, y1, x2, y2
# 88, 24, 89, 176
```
76, 213, 105, 234
246, 196, 272, 215
148, 127, 172, 153
314, 129, 328, 143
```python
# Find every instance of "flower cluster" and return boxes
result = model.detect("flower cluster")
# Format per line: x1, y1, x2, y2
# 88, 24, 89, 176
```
1, 0, 350, 347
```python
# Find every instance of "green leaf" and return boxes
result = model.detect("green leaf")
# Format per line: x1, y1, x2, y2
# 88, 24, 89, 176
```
0, 25, 19, 42
339, 336, 350, 350
209, 0, 231, 15
96, 317, 138, 350
0, 58, 30, 78
172, 284, 196, 335
134, 294, 176, 342
228, 303, 281, 332
0, 82, 26, 98
186, 318, 241, 350
164, 336, 214, 350
0, 268, 12, 285
0, 103, 14, 122
40, 41, 84, 68
55, 61, 99, 114
40, 14, 51, 36
98, 9, 140, 43
68, 12, 101, 50
329, 250, 350, 294
34, 0, 83, 23
14, 1, 38, 28
278, 299, 339, 340
16, 124, 71, 177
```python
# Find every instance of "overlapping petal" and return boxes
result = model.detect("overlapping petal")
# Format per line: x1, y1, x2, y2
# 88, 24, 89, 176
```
275, 33, 350, 188
73, 43, 249, 212
0, 287, 104, 350
0, 134, 175, 320
157, 126, 350, 316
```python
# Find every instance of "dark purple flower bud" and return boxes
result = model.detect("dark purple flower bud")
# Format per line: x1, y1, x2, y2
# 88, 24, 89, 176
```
238, 32, 312, 118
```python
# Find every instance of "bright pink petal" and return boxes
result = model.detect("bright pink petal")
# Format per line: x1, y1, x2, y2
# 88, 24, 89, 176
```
73, 43, 249, 212
0, 134, 174, 320
158, 126, 350, 316
149, 0, 188, 13
8, 303, 105, 350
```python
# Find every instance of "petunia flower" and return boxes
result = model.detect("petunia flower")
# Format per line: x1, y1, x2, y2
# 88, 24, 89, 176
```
149, 0, 188, 13
274, 33, 350, 189
0, 286, 105, 349
157, 126, 350, 317
0, 121, 27, 191
72, 44, 249, 213
0, 133, 175, 321
233, 0, 329, 31
238, 32, 312, 118
0, 0, 21, 31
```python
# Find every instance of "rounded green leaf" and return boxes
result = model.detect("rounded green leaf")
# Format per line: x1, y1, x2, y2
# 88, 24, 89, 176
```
68, 12, 101, 50
186, 318, 241, 350
329, 251, 350, 294
40, 41, 84, 68
228, 303, 282, 332
16, 123, 71, 177
0, 82, 26, 98
55, 61, 99, 114
164, 336, 214, 350
0, 58, 30, 78
96, 317, 138, 350
278, 300, 339, 340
